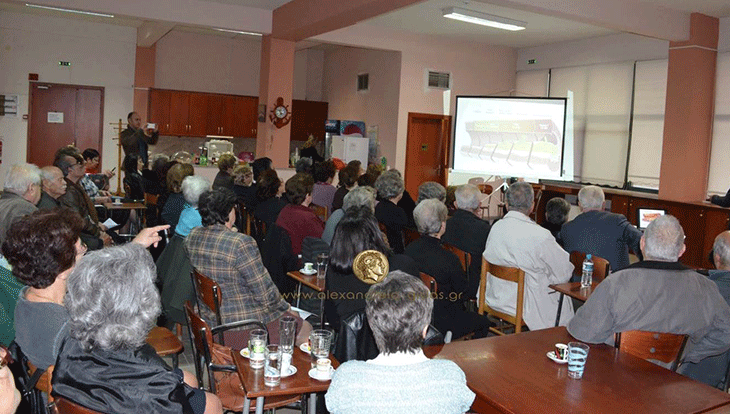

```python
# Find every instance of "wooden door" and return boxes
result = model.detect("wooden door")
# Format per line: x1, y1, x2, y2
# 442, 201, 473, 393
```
221, 95, 237, 136
404, 113, 451, 197
188, 93, 208, 137
232, 96, 258, 138
169, 91, 190, 135
148, 89, 171, 135
28, 83, 103, 168
207, 94, 224, 135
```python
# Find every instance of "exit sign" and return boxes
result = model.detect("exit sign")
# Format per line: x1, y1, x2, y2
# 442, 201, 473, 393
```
58, 61, 71, 66
527, 59, 537, 65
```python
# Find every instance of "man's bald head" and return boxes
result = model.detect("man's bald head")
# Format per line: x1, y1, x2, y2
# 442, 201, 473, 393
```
713, 231, 730, 270
641, 215, 685, 262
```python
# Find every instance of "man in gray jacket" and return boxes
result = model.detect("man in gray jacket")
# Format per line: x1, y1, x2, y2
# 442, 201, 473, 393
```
568, 215, 730, 366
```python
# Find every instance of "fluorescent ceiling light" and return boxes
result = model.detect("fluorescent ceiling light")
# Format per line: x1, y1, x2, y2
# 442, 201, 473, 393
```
442, 7, 526, 31
25, 3, 114, 18
214, 28, 262, 36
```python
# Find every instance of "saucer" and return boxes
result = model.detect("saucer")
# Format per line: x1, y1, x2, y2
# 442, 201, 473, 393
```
240, 348, 250, 358
299, 343, 311, 354
281, 365, 297, 378
308, 367, 334, 381
299, 268, 316, 275
546, 351, 567, 364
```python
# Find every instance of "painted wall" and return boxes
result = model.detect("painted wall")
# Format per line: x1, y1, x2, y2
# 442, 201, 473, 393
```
322, 46, 401, 166
0, 11, 136, 188
313, 24, 516, 172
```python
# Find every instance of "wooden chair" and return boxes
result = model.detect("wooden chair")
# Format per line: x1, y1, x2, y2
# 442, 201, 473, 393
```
403, 227, 421, 247
478, 258, 527, 335
569, 251, 610, 283
145, 326, 184, 369
310, 203, 328, 222
53, 396, 104, 414
27, 361, 54, 404
183, 303, 298, 412
236, 201, 252, 236
443, 243, 470, 274
477, 184, 493, 195
614, 330, 688, 371
419, 272, 438, 294
143, 192, 159, 227
190, 268, 224, 344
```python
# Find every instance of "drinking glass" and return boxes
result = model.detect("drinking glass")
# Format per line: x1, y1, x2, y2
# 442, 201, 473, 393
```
264, 345, 282, 386
567, 342, 590, 379
316, 253, 329, 280
309, 329, 333, 368
248, 329, 267, 369
279, 315, 297, 355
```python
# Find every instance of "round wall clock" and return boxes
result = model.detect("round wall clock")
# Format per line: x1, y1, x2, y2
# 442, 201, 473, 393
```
269, 97, 292, 129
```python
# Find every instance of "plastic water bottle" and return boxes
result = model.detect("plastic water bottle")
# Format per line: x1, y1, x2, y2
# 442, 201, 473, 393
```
581, 254, 593, 288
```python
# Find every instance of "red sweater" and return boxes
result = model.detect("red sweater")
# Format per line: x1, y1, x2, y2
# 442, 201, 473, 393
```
275, 204, 324, 255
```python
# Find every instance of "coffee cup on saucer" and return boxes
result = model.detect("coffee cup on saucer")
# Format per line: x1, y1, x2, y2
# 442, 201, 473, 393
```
303, 262, 314, 273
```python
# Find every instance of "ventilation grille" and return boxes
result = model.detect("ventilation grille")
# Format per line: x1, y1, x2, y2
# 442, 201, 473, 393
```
427, 71, 450, 89
357, 73, 369, 91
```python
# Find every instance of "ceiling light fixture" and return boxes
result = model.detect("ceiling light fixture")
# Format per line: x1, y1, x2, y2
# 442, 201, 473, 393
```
214, 28, 262, 36
25, 3, 114, 18
442, 7, 526, 31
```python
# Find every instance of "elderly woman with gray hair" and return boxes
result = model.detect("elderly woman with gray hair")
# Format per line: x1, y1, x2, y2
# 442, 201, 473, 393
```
322, 186, 377, 245
404, 199, 492, 340
326, 271, 475, 413
157, 175, 210, 326
52, 243, 222, 414
416, 181, 446, 204
374, 170, 409, 253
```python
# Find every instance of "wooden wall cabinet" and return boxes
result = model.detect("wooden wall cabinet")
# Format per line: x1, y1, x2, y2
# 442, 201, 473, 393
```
148, 88, 258, 138
291, 99, 328, 141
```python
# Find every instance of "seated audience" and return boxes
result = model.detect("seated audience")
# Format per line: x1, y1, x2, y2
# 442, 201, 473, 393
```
38, 166, 67, 210
560, 185, 641, 271
416, 181, 446, 204
332, 164, 358, 212
405, 199, 492, 339
295, 157, 314, 176
679, 230, 730, 387
0, 347, 20, 414
312, 160, 337, 212
122, 153, 147, 201
483, 182, 574, 330
55, 151, 110, 249
161, 162, 194, 233
442, 184, 490, 294
0, 164, 40, 245
253, 169, 286, 229
347, 160, 363, 176
569, 215, 730, 368
326, 271, 474, 414
52, 243, 222, 414
212, 153, 237, 191
232, 164, 257, 211
185, 188, 309, 348
357, 164, 382, 188
81, 148, 113, 199
542, 197, 570, 243
251, 157, 273, 183
144, 154, 171, 197
157, 175, 209, 326
323, 186, 376, 245
374, 170, 408, 253
4, 209, 84, 370
275, 173, 324, 256
325, 206, 418, 331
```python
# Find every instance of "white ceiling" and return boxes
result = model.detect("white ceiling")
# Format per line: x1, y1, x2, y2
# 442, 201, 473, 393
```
4, 0, 730, 49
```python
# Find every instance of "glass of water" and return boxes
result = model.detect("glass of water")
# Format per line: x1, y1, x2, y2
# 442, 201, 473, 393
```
248, 329, 267, 369
309, 329, 333, 368
567, 342, 590, 379
264, 345, 282, 386
279, 315, 297, 355
316, 253, 329, 280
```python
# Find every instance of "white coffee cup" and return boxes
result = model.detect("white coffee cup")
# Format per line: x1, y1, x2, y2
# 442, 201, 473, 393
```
304, 262, 314, 272
316, 358, 331, 374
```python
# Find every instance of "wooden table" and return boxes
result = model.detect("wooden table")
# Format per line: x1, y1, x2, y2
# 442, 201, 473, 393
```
425, 327, 730, 414
232, 346, 338, 414
103, 201, 146, 228
286, 271, 326, 328
550, 281, 598, 326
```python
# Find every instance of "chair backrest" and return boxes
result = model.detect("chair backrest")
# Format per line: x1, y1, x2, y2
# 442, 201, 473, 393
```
442, 243, 470, 274
467, 177, 484, 186
310, 203, 328, 222
419, 272, 438, 294
237, 201, 252, 236
614, 330, 688, 371
27, 360, 54, 403
479, 257, 526, 335
53, 396, 104, 414
184, 301, 214, 389
144, 192, 158, 206
477, 184, 493, 195
569, 251, 610, 283
191, 268, 224, 343
403, 227, 420, 247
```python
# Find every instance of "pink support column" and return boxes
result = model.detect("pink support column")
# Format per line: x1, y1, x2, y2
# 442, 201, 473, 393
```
134, 45, 155, 122
658, 13, 718, 202
256, 35, 295, 168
